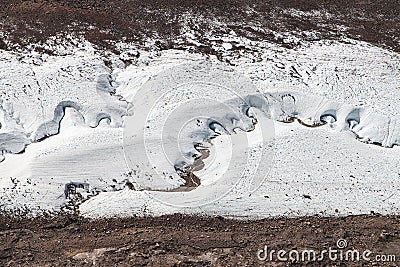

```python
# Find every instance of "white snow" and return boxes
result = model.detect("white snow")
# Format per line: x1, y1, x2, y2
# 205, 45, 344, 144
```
1, 37, 400, 218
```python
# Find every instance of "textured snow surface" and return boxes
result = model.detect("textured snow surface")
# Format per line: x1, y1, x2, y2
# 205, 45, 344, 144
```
1, 38, 400, 217
0, 46, 126, 146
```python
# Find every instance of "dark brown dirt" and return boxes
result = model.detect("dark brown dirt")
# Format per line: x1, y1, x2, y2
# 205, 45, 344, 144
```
1, 0, 400, 54
1, 214, 400, 266
1, 1, 400, 266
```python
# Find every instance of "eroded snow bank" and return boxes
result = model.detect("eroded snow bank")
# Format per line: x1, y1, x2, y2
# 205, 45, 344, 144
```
1, 38, 400, 217
0, 45, 126, 157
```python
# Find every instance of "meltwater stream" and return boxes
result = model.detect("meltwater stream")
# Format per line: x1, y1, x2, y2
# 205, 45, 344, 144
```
122, 62, 399, 207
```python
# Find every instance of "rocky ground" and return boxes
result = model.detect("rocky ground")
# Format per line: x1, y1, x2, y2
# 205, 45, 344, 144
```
1, 0, 400, 55
1, 0, 400, 266
1, 214, 400, 266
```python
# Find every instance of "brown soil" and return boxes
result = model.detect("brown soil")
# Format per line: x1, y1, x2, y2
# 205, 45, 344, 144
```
1, 0, 400, 54
1, 1, 400, 266
1, 214, 400, 266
